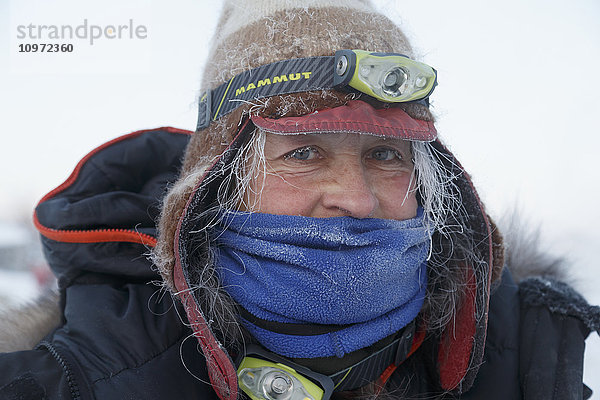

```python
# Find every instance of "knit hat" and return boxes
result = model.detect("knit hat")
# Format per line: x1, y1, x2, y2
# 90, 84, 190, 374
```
154, 2, 503, 399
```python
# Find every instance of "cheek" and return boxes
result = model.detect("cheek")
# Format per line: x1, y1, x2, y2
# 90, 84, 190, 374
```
248, 173, 319, 216
372, 173, 418, 220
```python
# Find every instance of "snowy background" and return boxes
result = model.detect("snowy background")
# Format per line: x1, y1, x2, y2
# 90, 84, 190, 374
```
1, 0, 599, 395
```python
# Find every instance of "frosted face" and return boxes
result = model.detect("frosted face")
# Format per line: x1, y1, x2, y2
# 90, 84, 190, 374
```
245, 132, 418, 220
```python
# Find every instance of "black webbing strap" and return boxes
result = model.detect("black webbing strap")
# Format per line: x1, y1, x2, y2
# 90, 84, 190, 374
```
197, 56, 335, 130
328, 321, 416, 392
239, 303, 416, 393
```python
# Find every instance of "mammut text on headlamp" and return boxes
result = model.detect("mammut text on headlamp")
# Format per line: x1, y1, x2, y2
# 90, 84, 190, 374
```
196, 50, 437, 130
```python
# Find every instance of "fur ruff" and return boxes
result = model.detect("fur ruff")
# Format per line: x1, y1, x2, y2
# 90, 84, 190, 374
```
0, 289, 60, 353
499, 210, 570, 284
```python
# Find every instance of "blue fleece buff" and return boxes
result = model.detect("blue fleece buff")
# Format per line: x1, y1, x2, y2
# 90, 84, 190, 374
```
212, 209, 430, 359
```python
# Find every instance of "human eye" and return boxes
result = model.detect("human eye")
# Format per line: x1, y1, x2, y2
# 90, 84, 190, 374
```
367, 147, 403, 162
283, 146, 320, 161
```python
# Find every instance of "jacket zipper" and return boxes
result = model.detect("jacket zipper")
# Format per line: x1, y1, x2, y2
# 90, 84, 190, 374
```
37, 341, 82, 400
33, 216, 158, 247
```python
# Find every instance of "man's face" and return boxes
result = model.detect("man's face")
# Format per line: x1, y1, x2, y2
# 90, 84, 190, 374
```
245, 132, 418, 220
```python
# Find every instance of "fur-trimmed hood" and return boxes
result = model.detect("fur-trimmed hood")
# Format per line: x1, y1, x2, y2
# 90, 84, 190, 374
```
150, 3, 507, 399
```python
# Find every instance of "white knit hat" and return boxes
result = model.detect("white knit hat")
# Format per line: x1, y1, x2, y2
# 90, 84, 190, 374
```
201, 0, 415, 91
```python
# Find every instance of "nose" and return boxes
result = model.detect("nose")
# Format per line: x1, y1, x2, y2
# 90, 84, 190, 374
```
319, 160, 379, 219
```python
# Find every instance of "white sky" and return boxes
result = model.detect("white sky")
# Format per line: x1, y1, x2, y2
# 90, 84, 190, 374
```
1, 0, 600, 391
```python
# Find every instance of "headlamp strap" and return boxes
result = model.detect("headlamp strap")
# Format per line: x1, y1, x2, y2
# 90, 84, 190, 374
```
237, 302, 418, 394
327, 320, 416, 392
197, 50, 437, 131
236, 321, 418, 400
197, 56, 335, 130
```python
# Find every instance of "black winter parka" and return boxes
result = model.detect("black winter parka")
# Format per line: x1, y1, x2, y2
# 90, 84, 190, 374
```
0, 128, 597, 400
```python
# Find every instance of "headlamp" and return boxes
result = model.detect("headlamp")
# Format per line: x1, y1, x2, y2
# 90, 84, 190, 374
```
196, 50, 437, 130
333, 50, 437, 103
237, 345, 334, 400
238, 358, 323, 400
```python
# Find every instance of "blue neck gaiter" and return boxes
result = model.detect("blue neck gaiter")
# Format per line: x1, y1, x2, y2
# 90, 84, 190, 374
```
212, 209, 430, 359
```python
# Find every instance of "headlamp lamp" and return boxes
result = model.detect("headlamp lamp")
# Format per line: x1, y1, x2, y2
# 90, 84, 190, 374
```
238, 358, 323, 400
237, 345, 334, 400
196, 50, 437, 130
333, 50, 437, 103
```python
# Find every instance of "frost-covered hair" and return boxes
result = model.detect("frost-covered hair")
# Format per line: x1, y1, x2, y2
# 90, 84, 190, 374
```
186, 128, 483, 347
411, 140, 482, 333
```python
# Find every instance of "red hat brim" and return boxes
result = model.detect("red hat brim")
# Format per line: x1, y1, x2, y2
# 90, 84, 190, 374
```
251, 100, 437, 141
